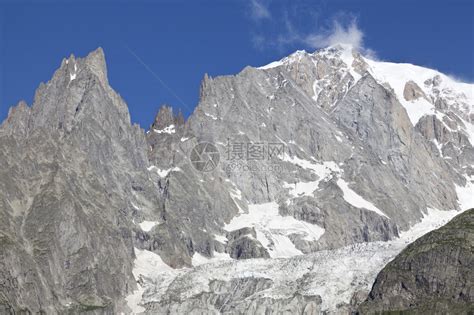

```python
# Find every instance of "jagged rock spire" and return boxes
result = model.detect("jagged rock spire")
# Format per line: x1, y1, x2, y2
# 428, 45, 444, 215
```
84, 47, 108, 86
152, 105, 185, 130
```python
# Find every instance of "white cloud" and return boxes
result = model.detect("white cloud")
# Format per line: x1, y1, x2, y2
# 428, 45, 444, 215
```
249, 0, 271, 20
248, 6, 376, 58
304, 19, 364, 50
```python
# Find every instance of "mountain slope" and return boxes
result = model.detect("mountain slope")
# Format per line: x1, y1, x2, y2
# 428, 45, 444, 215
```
0, 45, 472, 314
358, 208, 474, 314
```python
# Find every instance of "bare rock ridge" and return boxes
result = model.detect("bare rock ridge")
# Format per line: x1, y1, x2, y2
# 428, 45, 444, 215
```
0, 44, 473, 314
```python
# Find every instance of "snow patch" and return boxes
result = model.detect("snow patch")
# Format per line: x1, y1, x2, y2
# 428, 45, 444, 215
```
69, 63, 78, 82
192, 252, 232, 266
462, 119, 474, 146
337, 44, 361, 82
213, 234, 228, 244
153, 124, 175, 134
126, 248, 176, 314
147, 165, 181, 177
281, 153, 341, 198
139, 220, 159, 232
283, 181, 319, 198
204, 112, 218, 120
337, 178, 388, 218
399, 207, 461, 243
224, 202, 325, 258
281, 153, 340, 175
227, 180, 245, 213
432, 139, 443, 156
125, 287, 145, 314
455, 177, 474, 210
258, 60, 284, 70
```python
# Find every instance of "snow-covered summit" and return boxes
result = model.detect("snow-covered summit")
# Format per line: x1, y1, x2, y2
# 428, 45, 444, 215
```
262, 44, 472, 109
259, 43, 474, 143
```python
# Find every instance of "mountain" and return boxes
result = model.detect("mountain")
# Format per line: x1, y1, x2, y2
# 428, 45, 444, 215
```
0, 44, 472, 314
0, 49, 157, 313
358, 208, 474, 314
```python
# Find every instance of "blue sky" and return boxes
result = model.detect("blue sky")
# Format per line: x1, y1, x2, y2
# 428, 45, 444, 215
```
0, 0, 473, 128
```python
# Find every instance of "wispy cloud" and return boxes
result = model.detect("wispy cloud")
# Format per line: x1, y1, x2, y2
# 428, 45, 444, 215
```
304, 19, 363, 50
303, 17, 377, 58
249, 0, 271, 21
247, 4, 375, 56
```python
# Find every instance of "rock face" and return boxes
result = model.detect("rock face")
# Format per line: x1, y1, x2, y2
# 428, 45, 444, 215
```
403, 80, 427, 101
226, 227, 270, 259
0, 48, 160, 313
144, 44, 470, 268
0, 44, 473, 314
358, 209, 474, 314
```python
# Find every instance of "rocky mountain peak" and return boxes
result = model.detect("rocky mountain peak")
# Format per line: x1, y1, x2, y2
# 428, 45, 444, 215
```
0, 100, 30, 137
48, 47, 107, 92
199, 73, 213, 101
318, 43, 355, 54
83, 47, 108, 86
152, 105, 184, 130
0, 46, 153, 314
21, 47, 134, 134
5, 100, 29, 122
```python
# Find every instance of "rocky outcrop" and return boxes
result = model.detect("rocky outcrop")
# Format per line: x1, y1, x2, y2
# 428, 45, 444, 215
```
227, 228, 270, 259
358, 209, 474, 314
403, 80, 427, 101
416, 113, 474, 172
151, 105, 184, 130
